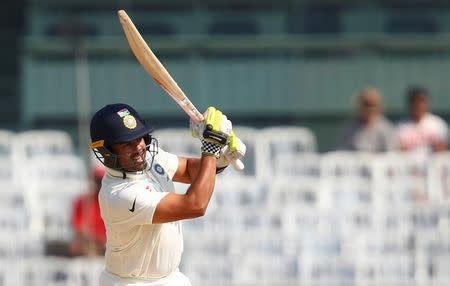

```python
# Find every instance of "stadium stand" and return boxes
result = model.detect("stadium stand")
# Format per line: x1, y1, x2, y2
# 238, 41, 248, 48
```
25, 154, 88, 242
385, 14, 438, 34
4, 2, 450, 285
208, 19, 260, 35
0, 128, 450, 285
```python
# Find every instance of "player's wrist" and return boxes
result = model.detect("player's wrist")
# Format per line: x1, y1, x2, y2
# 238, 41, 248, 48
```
201, 140, 222, 158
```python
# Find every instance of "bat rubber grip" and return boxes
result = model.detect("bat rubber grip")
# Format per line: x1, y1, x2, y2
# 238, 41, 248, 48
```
231, 158, 245, 171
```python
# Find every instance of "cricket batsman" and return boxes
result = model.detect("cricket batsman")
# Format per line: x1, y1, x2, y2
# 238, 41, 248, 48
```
90, 103, 245, 286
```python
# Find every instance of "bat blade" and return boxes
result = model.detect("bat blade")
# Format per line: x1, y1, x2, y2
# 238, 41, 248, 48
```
117, 10, 244, 171
117, 10, 204, 123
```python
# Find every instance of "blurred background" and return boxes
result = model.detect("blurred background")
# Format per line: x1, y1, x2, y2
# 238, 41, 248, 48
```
1, 0, 450, 285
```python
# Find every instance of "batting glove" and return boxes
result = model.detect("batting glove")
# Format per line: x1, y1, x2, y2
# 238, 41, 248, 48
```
191, 107, 232, 158
216, 131, 247, 171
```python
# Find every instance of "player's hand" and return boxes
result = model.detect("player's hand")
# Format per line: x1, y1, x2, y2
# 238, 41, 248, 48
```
191, 107, 232, 157
217, 131, 246, 171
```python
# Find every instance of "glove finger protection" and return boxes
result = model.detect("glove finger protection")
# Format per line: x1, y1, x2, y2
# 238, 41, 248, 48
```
224, 131, 246, 166
216, 131, 246, 171
191, 107, 231, 157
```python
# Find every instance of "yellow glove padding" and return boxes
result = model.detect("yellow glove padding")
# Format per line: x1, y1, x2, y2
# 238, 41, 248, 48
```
205, 107, 223, 133
216, 130, 246, 171
190, 106, 231, 145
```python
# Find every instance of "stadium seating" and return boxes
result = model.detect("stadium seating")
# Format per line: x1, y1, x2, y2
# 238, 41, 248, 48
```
12, 130, 74, 173
257, 126, 317, 179
273, 152, 320, 180
218, 126, 261, 179
1, 129, 450, 286
427, 152, 450, 202
372, 152, 428, 206
25, 154, 88, 242
0, 130, 13, 155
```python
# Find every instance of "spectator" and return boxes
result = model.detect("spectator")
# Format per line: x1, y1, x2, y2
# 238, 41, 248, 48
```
336, 87, 396, 152
397, 86, 449, 155
68, 165, 106, 257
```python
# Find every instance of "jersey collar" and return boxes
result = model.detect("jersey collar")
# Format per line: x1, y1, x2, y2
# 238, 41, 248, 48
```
106, 167, 149, 180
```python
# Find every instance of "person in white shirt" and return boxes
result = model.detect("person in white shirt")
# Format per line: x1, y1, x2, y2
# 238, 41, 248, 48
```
397, 86, 449, 155
89, 103, 246, 286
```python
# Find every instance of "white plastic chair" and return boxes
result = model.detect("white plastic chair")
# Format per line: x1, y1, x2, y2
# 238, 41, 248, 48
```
0, 208, 28, 233
411, 204, 450, 285
320, 151, 374, 182
295, 230, 345, 286
0, 230, 44, 258
13, 130, 73, 161
266, 178, 319, 212
24, 154, 89, 241
319, 152, 377, 219
213, 176, 266, 210
427, 151, 450, 203
0, 131, 19, 186
12, 130, 74, 189
258, 126, 317, 179
21, 257, 77, 286
0, 130, 14, 156
220, 126, 261, 179
71, 257, 105, 286
273, 152, 320, 179
25, 153, 88, 187
429, 255, 450, 285
0, 258, 22, 285
372, 152, 428, 207
234, 253, 296, 286
0, 156, 15, 186
182, 253, 232, 286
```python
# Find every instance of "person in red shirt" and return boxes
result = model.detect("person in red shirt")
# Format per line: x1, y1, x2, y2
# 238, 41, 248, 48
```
69, 165, 106, 257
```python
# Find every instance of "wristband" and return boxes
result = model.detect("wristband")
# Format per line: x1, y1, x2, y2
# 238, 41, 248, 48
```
201, 140, 222, 158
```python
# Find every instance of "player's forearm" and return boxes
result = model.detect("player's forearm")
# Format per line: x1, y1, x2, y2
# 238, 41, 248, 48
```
184, 156, 216, 216
185, 157, 201, 183
173, 157, 201, 184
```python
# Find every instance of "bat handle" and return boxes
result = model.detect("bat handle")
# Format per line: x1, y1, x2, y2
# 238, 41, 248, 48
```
231, 158, 245, 171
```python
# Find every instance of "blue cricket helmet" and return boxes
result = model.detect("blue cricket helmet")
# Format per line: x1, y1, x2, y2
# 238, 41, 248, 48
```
90, 103, 153, 146
90, 103, 158, 170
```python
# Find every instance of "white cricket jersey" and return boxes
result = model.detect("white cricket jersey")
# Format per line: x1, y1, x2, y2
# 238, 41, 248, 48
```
397, 113, 449, 155
99, 148, 183, 280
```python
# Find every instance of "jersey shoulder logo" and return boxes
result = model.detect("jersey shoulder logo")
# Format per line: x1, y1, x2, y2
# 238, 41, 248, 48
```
154, 163, 170, 182
154, 164, 165, 175
129, 197, 137, 212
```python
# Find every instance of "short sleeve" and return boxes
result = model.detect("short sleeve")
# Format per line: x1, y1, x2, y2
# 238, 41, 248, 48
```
131, 187, 168, 225
426, 115, 449, 142
437, 118, 450, 141
153, 148, 179, 179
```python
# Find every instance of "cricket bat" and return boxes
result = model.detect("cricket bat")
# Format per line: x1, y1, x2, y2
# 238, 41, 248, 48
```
117, 10, 244, 170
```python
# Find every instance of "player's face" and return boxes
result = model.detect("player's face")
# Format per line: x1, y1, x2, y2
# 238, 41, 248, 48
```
111, 137, 147, 172
409, 96, 428, 121
358, 97, 379, 121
